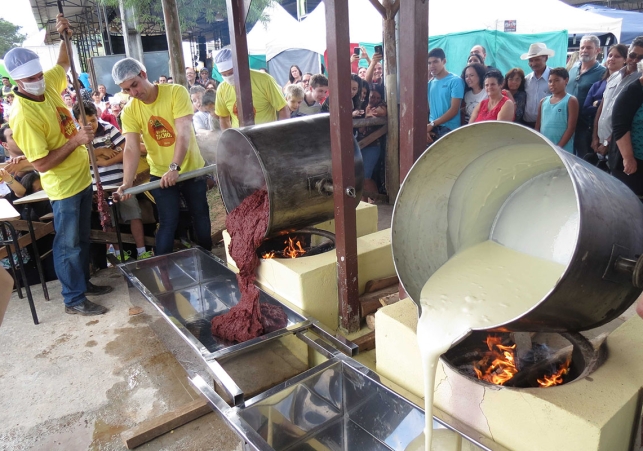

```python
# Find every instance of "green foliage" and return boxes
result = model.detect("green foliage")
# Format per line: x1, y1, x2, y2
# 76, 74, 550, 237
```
100, 0, 278, 34
0, 19, 27, 58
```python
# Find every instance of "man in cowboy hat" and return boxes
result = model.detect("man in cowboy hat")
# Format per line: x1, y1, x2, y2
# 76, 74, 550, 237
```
521, 43, 555, 128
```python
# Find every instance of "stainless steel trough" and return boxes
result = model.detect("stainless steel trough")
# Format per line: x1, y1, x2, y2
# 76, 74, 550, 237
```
120, 248, 503, 451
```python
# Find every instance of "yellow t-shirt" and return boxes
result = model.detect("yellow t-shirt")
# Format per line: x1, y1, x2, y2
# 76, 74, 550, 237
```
121, 84, 204, 177
214, 70, 287, 128
9, 65, 91, 201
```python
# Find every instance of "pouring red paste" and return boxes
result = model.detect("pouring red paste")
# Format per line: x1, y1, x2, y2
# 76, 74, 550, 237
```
211, 189, 287, 342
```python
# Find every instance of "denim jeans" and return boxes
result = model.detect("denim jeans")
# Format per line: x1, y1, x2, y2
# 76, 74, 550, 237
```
150, 176, 212, 255
434, 125, 452, 139
50, 184, 92, 307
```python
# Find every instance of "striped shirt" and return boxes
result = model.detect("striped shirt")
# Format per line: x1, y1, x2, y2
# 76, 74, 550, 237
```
91, 119, 125, 186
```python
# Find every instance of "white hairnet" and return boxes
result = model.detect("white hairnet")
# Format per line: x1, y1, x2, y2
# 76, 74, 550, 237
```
4, 48, 42, 80
112, 57, 146, 85
214, 49, 233, 73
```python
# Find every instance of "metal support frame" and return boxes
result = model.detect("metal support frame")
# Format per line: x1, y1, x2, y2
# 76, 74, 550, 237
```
324, 0, 360, 333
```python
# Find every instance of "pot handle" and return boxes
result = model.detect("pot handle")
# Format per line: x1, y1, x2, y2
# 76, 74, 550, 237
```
613, 255, 643, 288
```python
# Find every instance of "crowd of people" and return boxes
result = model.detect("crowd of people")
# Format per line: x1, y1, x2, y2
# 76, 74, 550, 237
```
4, 13, 643, 319
428, 36, 643, 199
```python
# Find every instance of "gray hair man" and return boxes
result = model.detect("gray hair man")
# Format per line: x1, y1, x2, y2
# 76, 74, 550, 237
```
111, 57, 212, 255
567, 35, 606, 159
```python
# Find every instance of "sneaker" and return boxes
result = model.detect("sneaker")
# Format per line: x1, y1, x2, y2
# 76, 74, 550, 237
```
65, 299, 108, 316
115, 250, 132, 262
85, 281, 114, 296
137, 250, 154, 260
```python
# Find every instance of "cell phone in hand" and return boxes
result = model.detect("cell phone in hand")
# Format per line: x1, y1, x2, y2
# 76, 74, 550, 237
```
353, 47, 361, 56
374, 45, 383, 55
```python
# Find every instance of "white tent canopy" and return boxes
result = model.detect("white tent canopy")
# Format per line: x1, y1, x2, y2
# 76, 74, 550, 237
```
247, 3, 303, 59
427, 0, 621, 39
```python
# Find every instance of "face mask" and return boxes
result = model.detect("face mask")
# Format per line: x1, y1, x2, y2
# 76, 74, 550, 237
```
223, 75, 235, 86
21, 78, 46, 96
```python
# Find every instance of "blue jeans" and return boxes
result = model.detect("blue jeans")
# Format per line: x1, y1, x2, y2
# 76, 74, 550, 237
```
50, 184, 92, 307
434, 125, 452, 139
150, 176, 212, 255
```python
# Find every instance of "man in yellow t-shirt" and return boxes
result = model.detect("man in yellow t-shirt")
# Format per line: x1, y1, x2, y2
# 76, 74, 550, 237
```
5, 14, 111, 316
112, 57, 211, 255
213, 49, 288, 129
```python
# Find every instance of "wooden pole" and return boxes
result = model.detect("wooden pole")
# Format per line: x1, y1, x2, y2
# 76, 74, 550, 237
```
325, 0, 360, 333
226, 0, 254, 126
383, 0, 400, 204
161, 0, 188, 86
398, 0, 428, 181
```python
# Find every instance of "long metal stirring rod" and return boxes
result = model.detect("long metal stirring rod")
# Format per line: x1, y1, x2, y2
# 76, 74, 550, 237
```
121, 164, 217, 197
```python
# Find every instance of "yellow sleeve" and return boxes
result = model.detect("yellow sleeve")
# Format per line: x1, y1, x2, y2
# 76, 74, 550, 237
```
12, 115, 50, 162
44, 65, 67, 95
262, 73, 287, 111
215, 84, 232, 118
121, 103, 140, 135
172, 85, 194, 118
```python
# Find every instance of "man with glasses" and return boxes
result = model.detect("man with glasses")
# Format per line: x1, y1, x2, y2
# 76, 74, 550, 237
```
567, 35, 606, 159
592, 37, 643, 167
300, 73, 312, 88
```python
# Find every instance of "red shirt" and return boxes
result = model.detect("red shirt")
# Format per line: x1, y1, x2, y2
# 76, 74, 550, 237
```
101, 110, 120, 131
474, 95, 513, 122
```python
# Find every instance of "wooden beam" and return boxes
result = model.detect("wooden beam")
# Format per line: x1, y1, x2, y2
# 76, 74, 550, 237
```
0, 222, 55, 260
121, 398, 211, 449
357, 124, 387, 149
161, 0, 188, 85
367, 0, 387, 18
398, 0, 428, 182
227, 0, 254, 126
364, 275, 399, 293
352, 331, 375, 352
383, 0, 400, 204
360, 284, 399, 317
325, 0, 360, 334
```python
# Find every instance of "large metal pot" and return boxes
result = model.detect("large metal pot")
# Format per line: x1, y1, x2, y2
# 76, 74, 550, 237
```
216, 114, 364, 237
392, 121, 643, 332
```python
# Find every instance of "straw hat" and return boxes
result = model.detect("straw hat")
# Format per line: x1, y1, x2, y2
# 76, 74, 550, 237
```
520, 43, 555, 60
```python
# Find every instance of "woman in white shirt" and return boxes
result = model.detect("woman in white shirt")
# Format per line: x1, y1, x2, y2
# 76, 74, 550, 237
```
460, 63, 488, 124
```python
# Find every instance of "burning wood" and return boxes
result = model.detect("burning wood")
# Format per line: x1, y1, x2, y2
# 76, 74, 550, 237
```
262, 236, 307, 259
537, 357, 571, 387
473, 335, 571, 387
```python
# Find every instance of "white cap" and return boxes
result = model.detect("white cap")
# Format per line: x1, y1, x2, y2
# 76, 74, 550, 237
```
4, 48, 43, 80
214, 49, 233, 73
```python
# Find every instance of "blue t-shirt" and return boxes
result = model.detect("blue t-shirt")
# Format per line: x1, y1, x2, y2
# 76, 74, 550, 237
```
428, 73, 465, 131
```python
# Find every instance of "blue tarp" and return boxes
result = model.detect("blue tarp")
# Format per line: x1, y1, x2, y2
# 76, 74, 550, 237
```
580, 4, 643, 45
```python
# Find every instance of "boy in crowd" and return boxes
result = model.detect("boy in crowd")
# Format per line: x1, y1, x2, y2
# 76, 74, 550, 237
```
72, 101, 152, 261
427, 48, 464, 142
536, 68, 578, 154
285, 84, 305, 118
299, 74, 329, 116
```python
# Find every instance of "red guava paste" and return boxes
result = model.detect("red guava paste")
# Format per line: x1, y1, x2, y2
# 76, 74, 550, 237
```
211, 189, 287, 342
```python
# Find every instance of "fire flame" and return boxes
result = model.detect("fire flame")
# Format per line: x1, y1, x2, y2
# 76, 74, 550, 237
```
284, 237, 306, 258
473, 336, 519, 385
261, 237, 306, 259
473, 335, 571, 388
537, 357, 571, 387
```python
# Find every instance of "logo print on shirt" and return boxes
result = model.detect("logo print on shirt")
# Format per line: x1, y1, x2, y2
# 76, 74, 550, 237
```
57, 107, 78, 140
147, 116, 176, 147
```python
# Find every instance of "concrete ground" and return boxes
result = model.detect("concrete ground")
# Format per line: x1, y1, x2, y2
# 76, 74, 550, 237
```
0, 203, 395, 451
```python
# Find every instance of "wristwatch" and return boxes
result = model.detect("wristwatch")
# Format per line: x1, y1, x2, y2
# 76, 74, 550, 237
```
169, 162, 181, 172
429, 121, 436, 127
